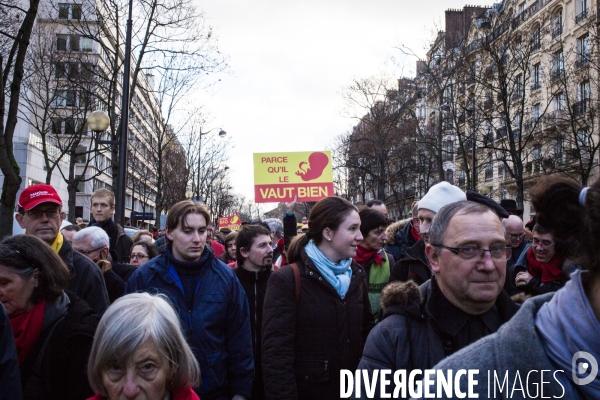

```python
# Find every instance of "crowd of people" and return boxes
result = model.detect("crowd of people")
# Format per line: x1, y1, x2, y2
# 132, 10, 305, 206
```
1, 176, 598, 399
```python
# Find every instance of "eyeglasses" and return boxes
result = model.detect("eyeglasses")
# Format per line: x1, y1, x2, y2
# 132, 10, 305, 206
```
433, 244, 512, 260
130, 253, 149, 260
532, 239, 554, 248
507, 232, 525, 240
77, 246, 105, 256
22, 208, 61, 219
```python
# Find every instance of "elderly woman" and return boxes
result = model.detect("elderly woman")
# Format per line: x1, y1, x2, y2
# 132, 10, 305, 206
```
355, 208, 394, 322
0, 235, 99, 399
87, 293, 200, 400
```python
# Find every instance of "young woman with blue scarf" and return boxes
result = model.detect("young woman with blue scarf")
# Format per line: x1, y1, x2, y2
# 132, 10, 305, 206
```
261, 196, 375, 400
428, 176, 600, 399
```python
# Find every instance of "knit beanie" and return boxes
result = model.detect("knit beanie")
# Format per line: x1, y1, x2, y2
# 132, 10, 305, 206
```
418, 182, 466, 213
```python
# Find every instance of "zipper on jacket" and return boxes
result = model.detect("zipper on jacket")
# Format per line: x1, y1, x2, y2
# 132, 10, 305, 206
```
253, 272, 258, 359
324, 360, 328, 371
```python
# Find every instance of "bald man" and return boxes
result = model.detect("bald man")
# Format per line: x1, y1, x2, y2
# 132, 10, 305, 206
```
503, 215, 527, 295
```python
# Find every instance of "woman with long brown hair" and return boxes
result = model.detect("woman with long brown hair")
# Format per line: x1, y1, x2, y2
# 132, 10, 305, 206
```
261, 196, 375, 400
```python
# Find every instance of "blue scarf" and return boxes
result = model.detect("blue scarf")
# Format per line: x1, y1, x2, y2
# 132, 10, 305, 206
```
535, 270, 600, 399
304, 241, 352, 299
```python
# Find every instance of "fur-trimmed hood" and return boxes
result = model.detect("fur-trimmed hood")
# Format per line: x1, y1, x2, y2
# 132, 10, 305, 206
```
385, 218, 411, 246
380, 280, 422, 309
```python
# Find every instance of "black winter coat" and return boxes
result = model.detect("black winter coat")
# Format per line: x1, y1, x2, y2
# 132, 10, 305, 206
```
0, 303, 21, 400
261, 250, 375, 400
58, 240, 110, 316
389, 240, 431, 285
20, 291, 99, 400
357, 279, 519, 399
234, 265, 272, 400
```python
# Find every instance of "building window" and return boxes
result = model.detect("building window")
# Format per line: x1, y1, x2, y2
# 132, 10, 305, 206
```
579, 80, 591, 101
576, 0, 589, 23
53, 90, 77, 107
577, 34, 590, 66
55, 34, 84, 51
52, 118, 63, 135
532, 103, 541, 121
552, 51, 564, 80
531, 63, 541, 90
552, 9, 562, 38
531, 25, 541, 51
485, 156, 494, 180
443, 140, 454, 162
513, 74, 523, 99
58, 3, 81, 20
81, 37, 93, 52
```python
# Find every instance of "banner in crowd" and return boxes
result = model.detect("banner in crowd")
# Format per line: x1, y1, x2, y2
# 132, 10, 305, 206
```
218, 212, 242, 230
253, 151, 334, 203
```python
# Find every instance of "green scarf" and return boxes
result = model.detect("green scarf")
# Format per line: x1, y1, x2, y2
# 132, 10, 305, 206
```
368, 252, 390, 323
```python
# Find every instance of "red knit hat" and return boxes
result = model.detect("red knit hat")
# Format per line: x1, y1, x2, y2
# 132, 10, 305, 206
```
18, 184, 62, 211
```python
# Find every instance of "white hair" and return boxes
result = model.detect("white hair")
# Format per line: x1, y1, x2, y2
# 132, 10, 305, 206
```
87, 293, 200, 395
72, 226, 110, 248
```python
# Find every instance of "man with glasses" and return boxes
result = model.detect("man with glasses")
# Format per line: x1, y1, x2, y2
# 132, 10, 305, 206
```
15, 184, 109, 316
72, 226, 127, 303
513, 224, 568, 295
502, 215, 528, 295
357, 201, 519, 398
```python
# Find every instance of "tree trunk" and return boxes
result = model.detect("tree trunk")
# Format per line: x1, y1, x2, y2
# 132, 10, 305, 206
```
0, 0, 41, 237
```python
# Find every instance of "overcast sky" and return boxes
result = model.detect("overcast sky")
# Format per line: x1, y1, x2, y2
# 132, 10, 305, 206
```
193, 0, 495, 213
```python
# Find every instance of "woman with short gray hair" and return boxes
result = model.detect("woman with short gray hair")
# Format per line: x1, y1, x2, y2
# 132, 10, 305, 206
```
86, 292, 200, 400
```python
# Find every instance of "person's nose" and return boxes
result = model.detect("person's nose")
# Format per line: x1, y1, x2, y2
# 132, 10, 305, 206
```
420, 221, 430, 234
121, 370, 141, 398
477, 249, 496, 271
356, 231, 364, 242
381, 233, 388, 242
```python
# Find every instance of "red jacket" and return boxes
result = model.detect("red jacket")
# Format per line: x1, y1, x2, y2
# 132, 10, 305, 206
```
88, 386, 199, 400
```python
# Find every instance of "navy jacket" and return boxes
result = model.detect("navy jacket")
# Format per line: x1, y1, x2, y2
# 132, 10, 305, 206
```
125, 249, 253, 400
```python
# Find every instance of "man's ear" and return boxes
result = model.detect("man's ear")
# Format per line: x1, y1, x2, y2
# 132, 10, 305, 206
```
101, 247, 110, 260
425, 243, 441, 274
165, 229, 173, 242
239, 247, 249, 259
15, 213, 25, 228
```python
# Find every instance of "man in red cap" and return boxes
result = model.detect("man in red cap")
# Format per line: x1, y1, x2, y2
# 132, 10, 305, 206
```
15, 184, 109, 316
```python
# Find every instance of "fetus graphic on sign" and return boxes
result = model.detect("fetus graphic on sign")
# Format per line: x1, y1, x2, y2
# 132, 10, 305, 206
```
295, 152, 329, 181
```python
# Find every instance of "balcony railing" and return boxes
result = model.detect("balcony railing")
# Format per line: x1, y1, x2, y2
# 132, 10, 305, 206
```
576, 8, 589, 23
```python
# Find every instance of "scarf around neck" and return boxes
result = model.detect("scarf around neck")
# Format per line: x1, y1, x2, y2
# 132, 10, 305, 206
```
304, 241, 352, 299
354, 245, 382, 267
10, 298, 47, 364
526, 247, 565, 283
535, 270, 600, 399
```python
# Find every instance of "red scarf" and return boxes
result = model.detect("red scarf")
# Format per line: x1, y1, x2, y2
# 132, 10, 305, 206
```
354, 245, 383, 267
410, 224, 421, 242
10, 298, 46, 364
525, 247, 566, 283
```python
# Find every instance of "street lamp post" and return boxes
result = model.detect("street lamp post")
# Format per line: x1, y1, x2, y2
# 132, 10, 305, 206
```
196, 129, 227, 201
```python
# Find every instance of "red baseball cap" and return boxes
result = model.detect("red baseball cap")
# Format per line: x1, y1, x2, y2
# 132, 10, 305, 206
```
18, 184, 63, 211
